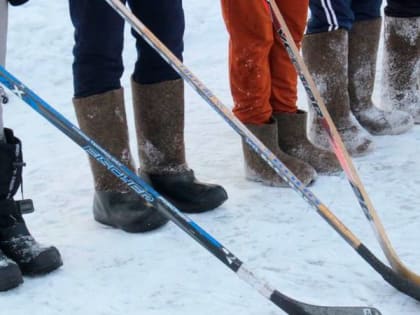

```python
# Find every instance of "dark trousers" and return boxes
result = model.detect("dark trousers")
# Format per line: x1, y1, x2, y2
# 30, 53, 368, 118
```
385, 0, 420, 17
307, 0, 382, 33
69, 0, 184, 97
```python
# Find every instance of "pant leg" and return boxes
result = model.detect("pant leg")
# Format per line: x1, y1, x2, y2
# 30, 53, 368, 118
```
0, 0, 8, 67
270, 0, 309, 114
385, 0, 420, 17
69, 0, 125, 97
307, 0, 353, 33
128, 0, 184, 84
220, 0, 274, 124
351, 0, 382, 22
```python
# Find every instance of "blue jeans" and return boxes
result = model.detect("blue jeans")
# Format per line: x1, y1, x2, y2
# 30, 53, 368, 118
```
307, 0, 382, 34
385, 0, 420, 17
69, 0, 184, 97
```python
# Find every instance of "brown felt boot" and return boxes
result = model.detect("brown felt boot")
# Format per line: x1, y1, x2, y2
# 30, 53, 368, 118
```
243, 120, 317, 187
302, 29, 374, 157
132, 78, 228, 213
380, 16, 420, 123
73, 89, 168, 232
274, 111, 341, 175
348, 18, 413, 135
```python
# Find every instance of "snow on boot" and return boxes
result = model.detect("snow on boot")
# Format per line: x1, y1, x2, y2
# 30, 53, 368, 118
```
348, 18, 413, 135
381, 16, 420, 123
0, 249, 22, 291
0, 128, 62, 275
132, 78, 228, 213
243, 119, 317, 187
73, 89, 169, 232
274, 111, 341, 175
302, 29, 374, 157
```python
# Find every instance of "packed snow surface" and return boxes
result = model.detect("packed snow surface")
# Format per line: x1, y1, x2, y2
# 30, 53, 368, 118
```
1, 1, 420, 314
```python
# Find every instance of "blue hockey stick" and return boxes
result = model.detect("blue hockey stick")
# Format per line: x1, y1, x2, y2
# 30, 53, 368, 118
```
0, 66, 382, 315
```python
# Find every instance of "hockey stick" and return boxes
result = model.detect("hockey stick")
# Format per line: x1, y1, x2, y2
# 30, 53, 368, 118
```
264, 0, 420, 285
0, 66, 380, 315
101, 0, 420, 301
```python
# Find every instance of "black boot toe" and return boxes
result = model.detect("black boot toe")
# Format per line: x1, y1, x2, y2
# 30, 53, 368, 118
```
147, 170, 228, 213
93, 191, 169, 233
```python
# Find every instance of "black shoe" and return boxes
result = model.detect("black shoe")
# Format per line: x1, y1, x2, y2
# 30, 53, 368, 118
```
0, 249, 22, 291
0, 201, 62, 276
146, 170, 228, 213
93, 191, 169, 233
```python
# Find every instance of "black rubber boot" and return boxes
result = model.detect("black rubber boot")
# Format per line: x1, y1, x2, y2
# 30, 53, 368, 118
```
93, 191, 169, 232
0, 248, 22, 291
132, 79, 228, 213
73, 89, 169, 232
143, 170, 228, 214
0, 128, 62, 275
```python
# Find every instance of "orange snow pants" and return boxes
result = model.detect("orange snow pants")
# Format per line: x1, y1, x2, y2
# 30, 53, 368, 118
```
221, 0, 309, 124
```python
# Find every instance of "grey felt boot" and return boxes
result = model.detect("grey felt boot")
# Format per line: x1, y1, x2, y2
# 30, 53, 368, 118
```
243, 119, 317, 187
348, 18, 413, 135
380, 16, 420, 123
302, 29, 374, 156
274, 111, 341, 175
74, 89, 169, 232
132, 78, 228, 213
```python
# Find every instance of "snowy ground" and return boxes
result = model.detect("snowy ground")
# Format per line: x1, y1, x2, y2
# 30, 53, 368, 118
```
1, 1, 420, 315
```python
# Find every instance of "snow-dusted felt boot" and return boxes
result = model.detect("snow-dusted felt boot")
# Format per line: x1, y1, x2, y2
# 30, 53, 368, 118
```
0, 249, 22, 291
274, 111, 341, 175
0, 128, 62, 275
74, 89, 169, 232
132, 78, 228, 213
381, 16, 420, 123
302, 29, 374, 157
243, 119, 317, 187
348, 18, 413, 135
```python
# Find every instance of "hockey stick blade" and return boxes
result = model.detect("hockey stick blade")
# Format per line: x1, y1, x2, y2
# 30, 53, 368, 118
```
272, 290, 381, 315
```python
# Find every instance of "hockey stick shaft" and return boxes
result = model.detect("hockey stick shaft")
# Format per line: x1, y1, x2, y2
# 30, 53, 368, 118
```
264, 0, 420, 284
101, 0, 420, 301
0, 65, 382, 315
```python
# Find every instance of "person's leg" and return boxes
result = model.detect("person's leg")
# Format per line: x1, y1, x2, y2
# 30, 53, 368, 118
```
0, 102, 3, 142
220, 0, 316, 186
0, 0, 7, 67
221, 0, 273, 124
347, 0, 413, 135
270, 0, 340, 175
385, 0, 420, 17
69, 0, 168, 231
0, 5, 19, 287
304, 0, 373, 156
270, 0, 308, 114
381, 0, 420, 122
0, 129, 62, 276
129, 0, 227, 212
0, 0, 9, 114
